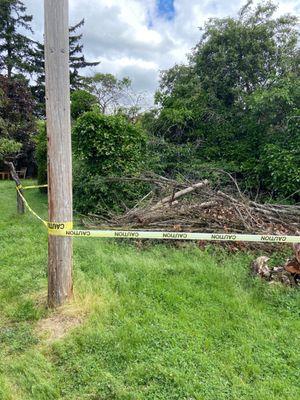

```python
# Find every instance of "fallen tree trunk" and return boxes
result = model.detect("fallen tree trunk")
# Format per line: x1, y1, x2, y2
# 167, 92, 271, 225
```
150, 180, 209, 211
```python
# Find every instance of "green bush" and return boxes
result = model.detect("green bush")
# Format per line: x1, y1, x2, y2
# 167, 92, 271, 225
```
0, 137, 22, 160
73, 111, 148, 214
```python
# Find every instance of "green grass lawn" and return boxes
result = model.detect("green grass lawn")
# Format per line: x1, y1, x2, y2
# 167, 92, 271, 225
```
0, 180, 299, 400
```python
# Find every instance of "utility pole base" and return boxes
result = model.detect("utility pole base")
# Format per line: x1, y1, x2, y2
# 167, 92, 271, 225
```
48, 236, 73, 307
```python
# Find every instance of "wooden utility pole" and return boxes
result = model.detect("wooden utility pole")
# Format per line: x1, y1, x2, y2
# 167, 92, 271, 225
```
44, 0, 73, 307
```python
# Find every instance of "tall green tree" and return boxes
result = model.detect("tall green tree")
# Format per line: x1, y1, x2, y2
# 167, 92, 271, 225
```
32, 19, 99, 116
84, 72, 146, 120
84, 73, 132, 114
69, 19, 100, 90
0, 76, 36, 170
0, 0, 34, 77
242, 74, 300, 197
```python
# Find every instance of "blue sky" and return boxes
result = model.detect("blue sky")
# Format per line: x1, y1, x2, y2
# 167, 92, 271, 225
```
24, 0, 299, 102
157, 0, 175, 20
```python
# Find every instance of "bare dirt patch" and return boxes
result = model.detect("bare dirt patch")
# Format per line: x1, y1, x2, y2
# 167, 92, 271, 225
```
35, 291, 105, 343
36, 313, 83, 342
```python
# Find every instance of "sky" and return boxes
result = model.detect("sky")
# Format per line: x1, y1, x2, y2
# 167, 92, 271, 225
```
24, 0, 299, 102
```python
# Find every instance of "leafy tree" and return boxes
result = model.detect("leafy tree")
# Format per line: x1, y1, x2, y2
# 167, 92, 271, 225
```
84, 73, 132, 114
146, 1, 299, 199
0, 76, 36, 170
244, 75, 300, 197
0, 0, 35, 77
151, 65, 199, 143
192, 1, 299, 106
70, 89, 98, 120
84, 73, 146, 120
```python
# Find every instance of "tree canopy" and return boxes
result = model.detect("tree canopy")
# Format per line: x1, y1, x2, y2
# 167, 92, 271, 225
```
144, 0, 299, 199
0, 0, 35, 78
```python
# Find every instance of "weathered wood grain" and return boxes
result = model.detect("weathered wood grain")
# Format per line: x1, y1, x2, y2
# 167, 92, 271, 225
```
44, 0, 73, 307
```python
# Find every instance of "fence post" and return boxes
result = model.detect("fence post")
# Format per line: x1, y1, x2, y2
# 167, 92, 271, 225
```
5, 161, 25, 214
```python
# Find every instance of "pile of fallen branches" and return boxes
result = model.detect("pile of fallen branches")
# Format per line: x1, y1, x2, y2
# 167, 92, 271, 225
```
84, 175, 300, 243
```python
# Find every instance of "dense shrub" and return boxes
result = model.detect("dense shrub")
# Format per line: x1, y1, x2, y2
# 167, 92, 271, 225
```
73, 111, 148, 214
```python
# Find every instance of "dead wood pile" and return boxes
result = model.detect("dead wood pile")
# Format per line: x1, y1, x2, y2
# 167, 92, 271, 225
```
86, 176, 300, 241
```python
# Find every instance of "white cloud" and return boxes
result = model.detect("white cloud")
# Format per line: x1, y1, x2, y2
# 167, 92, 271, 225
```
24, 0, 300, 101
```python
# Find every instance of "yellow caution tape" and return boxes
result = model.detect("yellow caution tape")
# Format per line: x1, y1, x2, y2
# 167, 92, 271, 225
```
47, 221, 73, 235
16, 186, 71, 231
16, 184, 48, 190
16, 186, 48, 227
48, 228, 300, 243
16, 187, 300, 244
23, 184, 48, 190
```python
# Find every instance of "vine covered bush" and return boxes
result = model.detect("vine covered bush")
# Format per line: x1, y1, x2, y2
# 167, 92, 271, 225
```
73, 111, 148, 214
259, 144, 300, 200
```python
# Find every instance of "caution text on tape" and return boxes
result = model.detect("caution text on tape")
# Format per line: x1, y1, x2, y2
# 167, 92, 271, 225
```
47, 222, 73, 231
47, 228, 300, 243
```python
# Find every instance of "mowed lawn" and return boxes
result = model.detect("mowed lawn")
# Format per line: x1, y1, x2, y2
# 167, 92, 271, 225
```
0, 180, 299, 400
